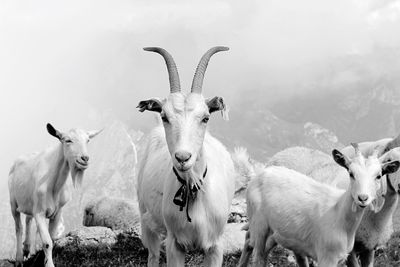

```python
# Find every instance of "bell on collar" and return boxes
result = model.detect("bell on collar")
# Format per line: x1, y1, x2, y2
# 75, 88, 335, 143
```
173, 185, 187, 211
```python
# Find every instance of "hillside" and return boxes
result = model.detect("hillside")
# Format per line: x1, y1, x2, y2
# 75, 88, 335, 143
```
1, 77, 400, 263
273, 86, 400, 143
213, 106, 343, 162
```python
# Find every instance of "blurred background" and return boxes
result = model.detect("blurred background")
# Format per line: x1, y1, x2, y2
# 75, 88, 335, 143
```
1, 0, 400, 258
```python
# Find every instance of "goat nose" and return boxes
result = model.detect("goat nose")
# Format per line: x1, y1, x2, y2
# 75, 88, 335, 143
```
175, 151, 192, 163
81, 155, 89, 162
358, 194, 368, 202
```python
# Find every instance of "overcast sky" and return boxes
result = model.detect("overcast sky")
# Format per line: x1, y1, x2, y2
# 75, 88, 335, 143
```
0, 0, 399, 186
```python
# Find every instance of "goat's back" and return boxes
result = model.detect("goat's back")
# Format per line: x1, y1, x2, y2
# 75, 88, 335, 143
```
268, 146, 348, 189
8, 146, 61, 215
247, 166, 344, 237
267, 146, 331, 175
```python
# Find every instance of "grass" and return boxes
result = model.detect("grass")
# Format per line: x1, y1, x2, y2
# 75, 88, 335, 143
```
11, 231, 400, 266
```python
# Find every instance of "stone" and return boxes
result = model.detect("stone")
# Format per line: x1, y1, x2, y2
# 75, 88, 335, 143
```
55, 226, 117, 252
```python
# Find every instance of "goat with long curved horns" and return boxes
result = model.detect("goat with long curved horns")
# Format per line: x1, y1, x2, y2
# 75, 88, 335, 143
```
137, 47, 235, 267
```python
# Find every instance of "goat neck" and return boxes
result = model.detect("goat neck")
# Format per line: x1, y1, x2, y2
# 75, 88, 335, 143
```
372, 174, 399, 219
46, 143, 70, 196
373, 192, 398, 223
336, 188, 366, 245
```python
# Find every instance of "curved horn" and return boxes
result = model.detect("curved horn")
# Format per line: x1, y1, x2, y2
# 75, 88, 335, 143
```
191, 46, 229, 94
143, 47, 181, 93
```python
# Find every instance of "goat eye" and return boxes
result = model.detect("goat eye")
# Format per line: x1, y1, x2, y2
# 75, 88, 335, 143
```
161, 116, 169, 123
202, 117, 210, 123
349, 172, 354, 179
65, 140, 73, 144
376, 175, 382, 180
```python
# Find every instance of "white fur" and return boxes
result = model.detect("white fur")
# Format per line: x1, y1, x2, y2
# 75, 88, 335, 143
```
231, 147, 260, 195
8, 126, 100, 267
138, 124, 235, 267
139, 47, 234, 266
238, 150, 389, 267
267, 140, 400, 267
347, 146, 400, 267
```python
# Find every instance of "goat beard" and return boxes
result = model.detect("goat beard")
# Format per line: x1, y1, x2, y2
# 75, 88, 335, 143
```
71, 167, 84, 189
180, 168, 205, 192
351, 198, 382, 213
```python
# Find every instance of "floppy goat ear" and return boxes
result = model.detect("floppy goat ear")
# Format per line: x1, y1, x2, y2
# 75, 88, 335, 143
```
206, 96, 229, 120
332, 149, 350, 170
137, 99, 162, 113
382, 161, 400, 176
46, 123, 62, 140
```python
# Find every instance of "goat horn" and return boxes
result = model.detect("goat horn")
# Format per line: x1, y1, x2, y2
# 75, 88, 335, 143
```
144, 47, 181, 93
351, 143, 361, 156
191, 46, 229, 94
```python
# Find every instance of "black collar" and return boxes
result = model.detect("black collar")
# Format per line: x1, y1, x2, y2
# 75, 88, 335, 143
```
172, 166, 207, 222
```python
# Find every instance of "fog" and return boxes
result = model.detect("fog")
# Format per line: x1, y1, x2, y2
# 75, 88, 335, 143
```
0, 0, 400, 256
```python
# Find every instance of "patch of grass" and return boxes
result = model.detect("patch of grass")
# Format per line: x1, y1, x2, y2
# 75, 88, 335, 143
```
53, 232, 149, 267
18, 231, 400, 266
375, 231, 400, 267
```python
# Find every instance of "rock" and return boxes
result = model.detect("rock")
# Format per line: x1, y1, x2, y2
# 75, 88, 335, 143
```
228, 197, 247, 223
63, 120, 140, 232
221, 223, 246, 254
303, 122, 342, 153
83, 196, 141, 234
55, 226, 117, 252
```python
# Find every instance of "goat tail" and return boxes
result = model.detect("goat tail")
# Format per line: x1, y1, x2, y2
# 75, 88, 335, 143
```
232, 147, 266, 177
231, 147, 256, 179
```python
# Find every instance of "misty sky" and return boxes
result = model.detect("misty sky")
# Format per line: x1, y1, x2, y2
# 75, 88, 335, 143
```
0, 0, 400, 187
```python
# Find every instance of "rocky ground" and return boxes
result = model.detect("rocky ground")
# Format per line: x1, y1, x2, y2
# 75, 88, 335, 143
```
1, 225, 400, 267
0, 226, 295, 267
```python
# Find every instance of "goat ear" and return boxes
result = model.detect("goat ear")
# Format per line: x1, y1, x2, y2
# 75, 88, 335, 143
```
206, 96, 229, 120
382, 161, 400, 176
137, 99, 162, 113
332, 149, 350, 169
88, 129, 103, 139
46, 123, 62, 140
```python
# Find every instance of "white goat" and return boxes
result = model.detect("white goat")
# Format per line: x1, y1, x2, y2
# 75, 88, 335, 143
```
346, 147, 400, 267
8, 123, 101, 267
238, 145, 400, 267
137, 47, 235, 267
269, 134, 400, 267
